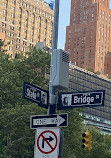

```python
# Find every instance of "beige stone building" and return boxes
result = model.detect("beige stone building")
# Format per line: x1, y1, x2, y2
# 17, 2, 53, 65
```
0, 0, 54, 58
0, 32, 5, 41
65, 0, 111, 75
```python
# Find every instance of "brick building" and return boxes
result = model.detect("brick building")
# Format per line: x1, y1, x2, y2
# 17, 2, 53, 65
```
65, 0, 111, 75
0, 0, 54, 58
105, 51, 111, 76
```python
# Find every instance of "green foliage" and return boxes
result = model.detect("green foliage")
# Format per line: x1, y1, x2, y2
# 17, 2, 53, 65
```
95, 71, 100, 75
0, 47, 51, 157
63, 109, 83, 158
0, 40, 4, 51
0, 47, 51, 109
87, 68, 94, 73
76, 126, 111, 158
0, 47, 111, 158
107, 75, 111, 79
0, 104, 46, 158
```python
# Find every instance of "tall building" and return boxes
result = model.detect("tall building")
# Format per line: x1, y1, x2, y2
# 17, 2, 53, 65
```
65, 0, 111, 75
0, 32, 5, 41
0, 0, 54, 58
69, 64, 111, 135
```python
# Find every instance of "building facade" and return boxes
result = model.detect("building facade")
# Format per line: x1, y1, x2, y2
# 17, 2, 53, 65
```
69, 64, 111, 134
0, 0, 54, 58
0, 32, 5, 41
105, 51, 111, 75
65, 0, 111, 75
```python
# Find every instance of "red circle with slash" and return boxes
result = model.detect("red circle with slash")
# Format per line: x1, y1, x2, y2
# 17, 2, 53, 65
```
37, 130, 58, 154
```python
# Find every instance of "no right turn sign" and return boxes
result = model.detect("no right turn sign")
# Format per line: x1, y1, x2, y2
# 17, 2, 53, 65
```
34, 128, 61, 158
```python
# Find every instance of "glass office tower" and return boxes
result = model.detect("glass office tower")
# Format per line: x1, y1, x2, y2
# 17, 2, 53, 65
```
69, 64, 111, 134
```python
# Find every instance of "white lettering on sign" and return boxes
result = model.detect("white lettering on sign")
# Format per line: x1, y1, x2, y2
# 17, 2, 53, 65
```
96, 95, 100, 99
33, 115, 65, 126
43, 155, 49, 158
35, 119, 47, 125
26, 88, 37, 99
51, 118, 58, 124
74, 95, 94, 104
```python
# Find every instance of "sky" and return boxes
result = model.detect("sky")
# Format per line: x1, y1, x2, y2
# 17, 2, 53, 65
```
44, 0, 111, 50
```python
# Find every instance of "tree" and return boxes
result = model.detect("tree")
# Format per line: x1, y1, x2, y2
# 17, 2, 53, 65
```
0, 104, 47, 158
0, 47, 51, 157
87, 68, 94, 72
95, 71, 100, 75
0, 47, 51, 109
107, 75, 111, 79
0, 40, 4, 52
63, 109, 83, 158
0, 46, 111, 158
74, 126, 111, 158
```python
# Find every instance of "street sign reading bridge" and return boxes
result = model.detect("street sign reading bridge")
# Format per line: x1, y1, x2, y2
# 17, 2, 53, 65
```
57, 90, 105, 110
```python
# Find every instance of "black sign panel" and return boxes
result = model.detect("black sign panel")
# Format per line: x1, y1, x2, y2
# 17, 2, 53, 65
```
30, 113, 68, 128
57, 90, 105, 110
23, 82, 49, 108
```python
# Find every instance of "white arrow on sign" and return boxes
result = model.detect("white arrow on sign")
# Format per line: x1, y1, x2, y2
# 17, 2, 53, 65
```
33, 115, 65, 126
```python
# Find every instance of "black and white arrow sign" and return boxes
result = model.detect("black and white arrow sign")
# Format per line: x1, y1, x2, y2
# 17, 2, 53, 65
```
30, 113, 68, 128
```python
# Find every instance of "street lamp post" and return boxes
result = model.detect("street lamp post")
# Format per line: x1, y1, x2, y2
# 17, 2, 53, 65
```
48, 0, 60, 114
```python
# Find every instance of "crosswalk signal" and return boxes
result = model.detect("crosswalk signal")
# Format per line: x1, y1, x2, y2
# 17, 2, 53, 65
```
82, 130, 92, 151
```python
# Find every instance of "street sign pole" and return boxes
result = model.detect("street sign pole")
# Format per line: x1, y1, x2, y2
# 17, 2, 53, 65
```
59, 129, 64, 158
47, 1, 64, 157
48, 0, 60, 114
34, 1, 63, 157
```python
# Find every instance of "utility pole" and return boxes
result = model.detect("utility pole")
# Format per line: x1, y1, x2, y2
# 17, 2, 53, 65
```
48, 0, 60, 114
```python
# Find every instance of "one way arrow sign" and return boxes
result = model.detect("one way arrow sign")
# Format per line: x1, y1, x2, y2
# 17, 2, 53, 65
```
30, 113, 68, 128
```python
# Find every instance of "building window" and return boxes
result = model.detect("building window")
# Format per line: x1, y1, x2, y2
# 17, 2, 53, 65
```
9, 32, 11, 37
11, 33, 14, 37
16, 38, 20, 43
2, 17, 6, 21
16, 45, 20, 49
23, 41, 27, 45
22, 47, 26, 52
2, 22, 6, 27
30, 39, 33, 42
10, 26, 14, 30
10, 40, 13, 44
8, 46, 12, 51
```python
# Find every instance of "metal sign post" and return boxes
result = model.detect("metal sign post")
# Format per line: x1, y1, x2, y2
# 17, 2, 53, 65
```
48, 0, 60, 114
34, 0, 64, 157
